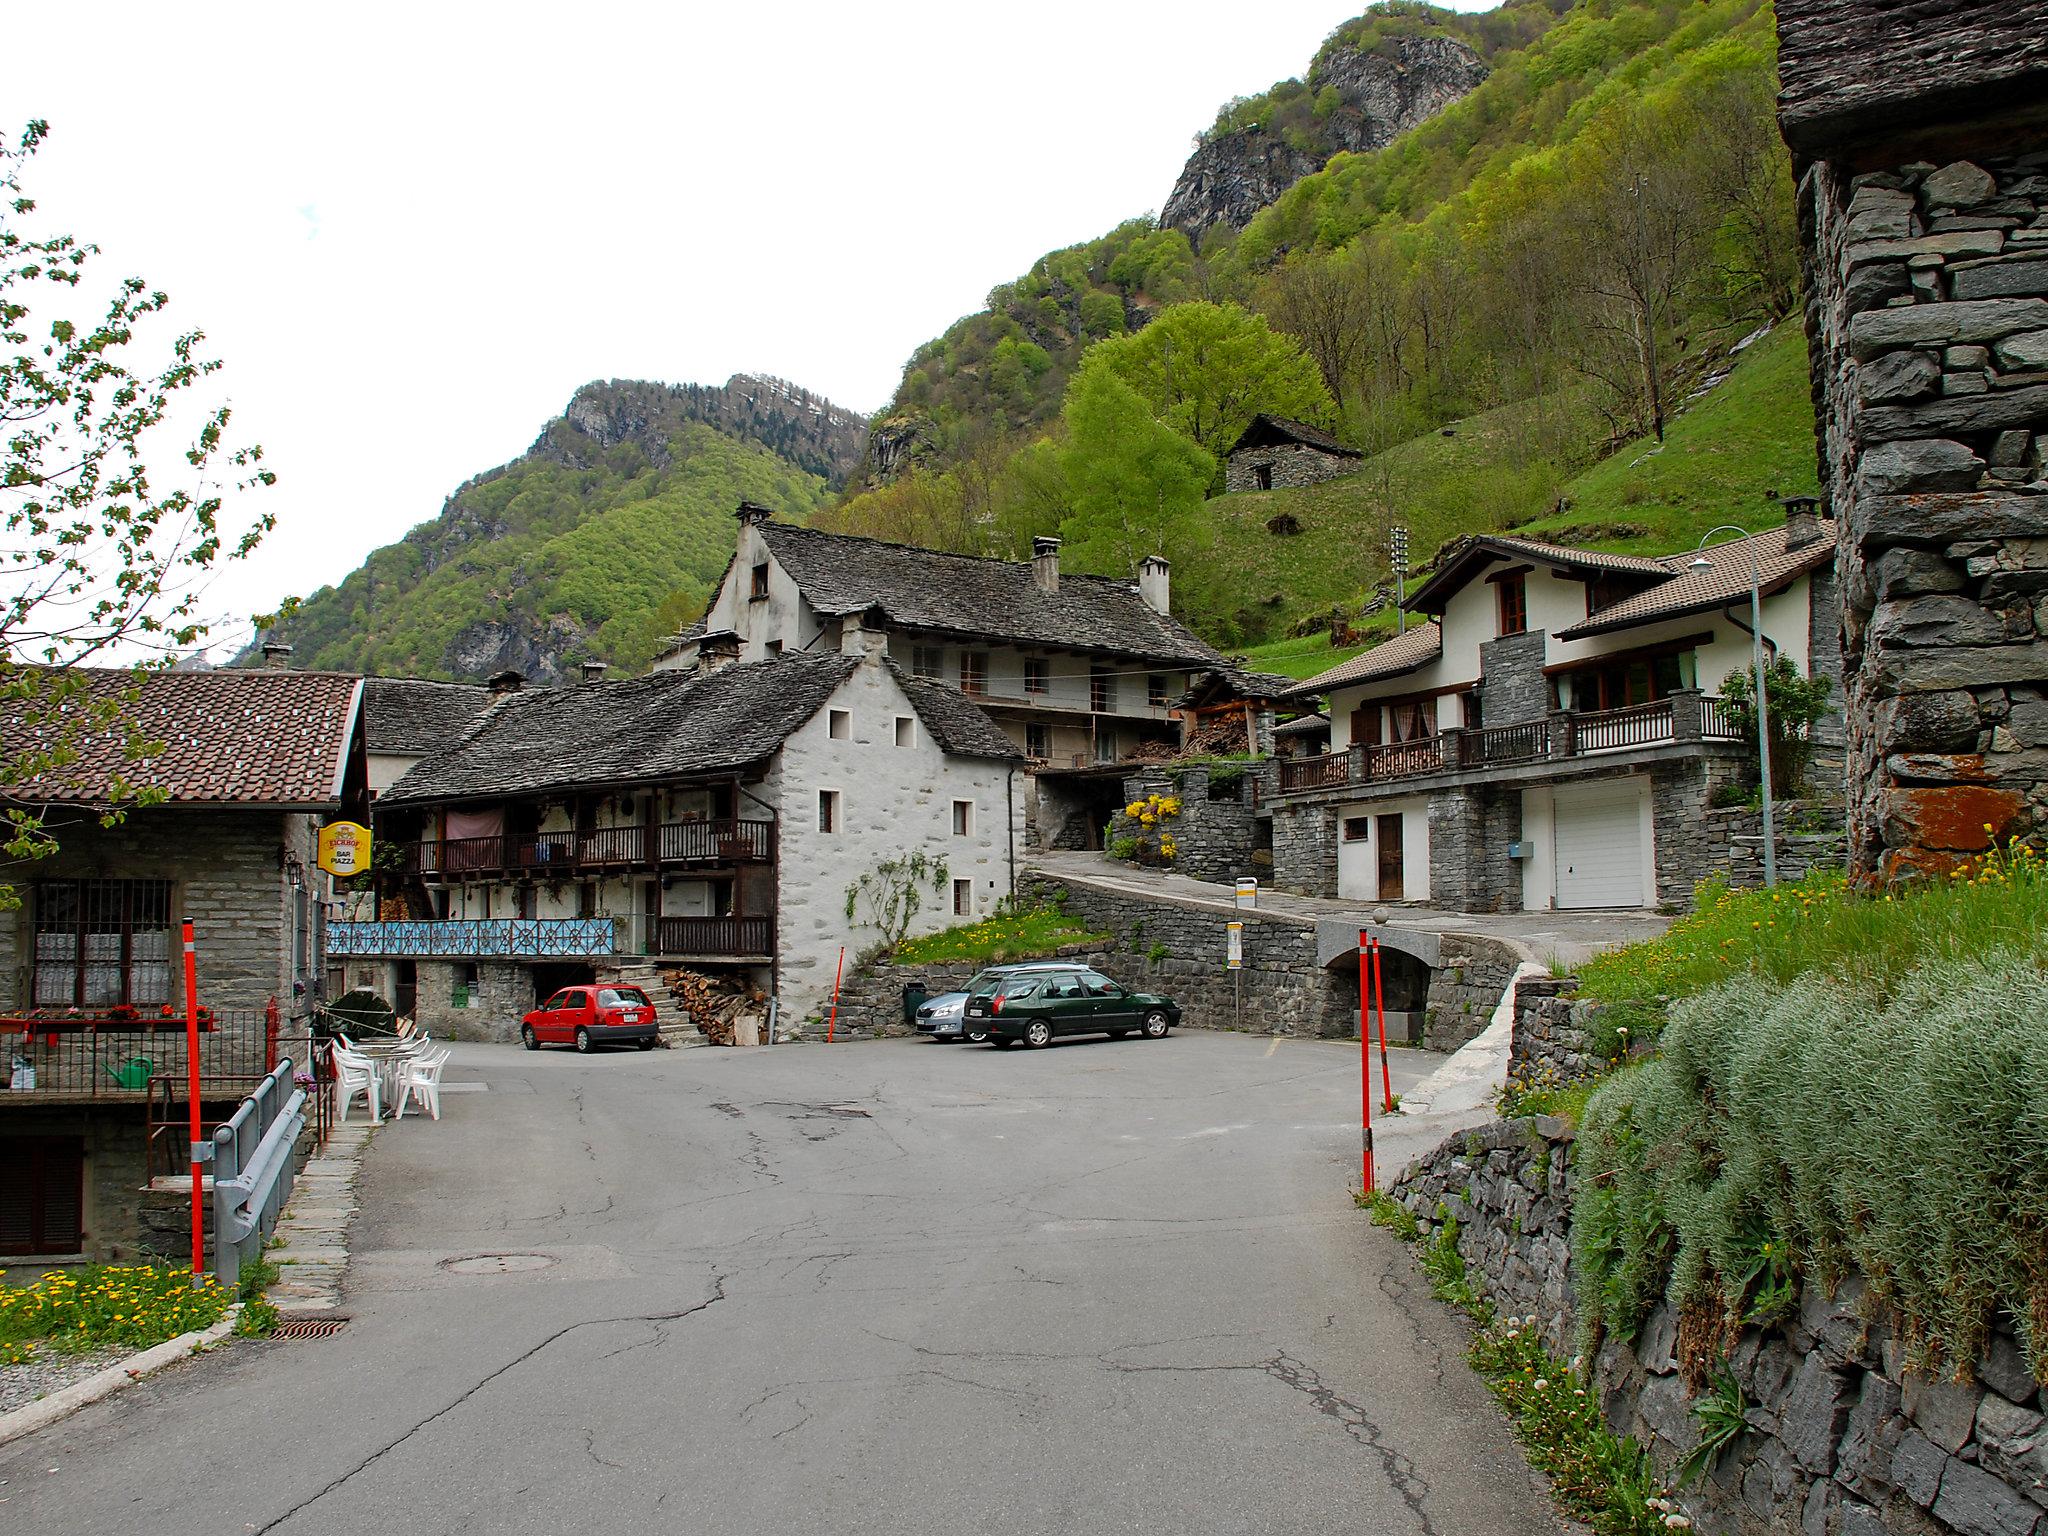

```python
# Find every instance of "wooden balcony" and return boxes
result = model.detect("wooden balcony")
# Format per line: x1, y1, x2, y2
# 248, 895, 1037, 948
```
654, 915, 772, 960
400, 819, 776, 881
1267, 695, 1741, 799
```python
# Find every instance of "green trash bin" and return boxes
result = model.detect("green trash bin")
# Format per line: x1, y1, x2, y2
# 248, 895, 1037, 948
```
106, 1055, 155, 1091
902, 981, 929, 1026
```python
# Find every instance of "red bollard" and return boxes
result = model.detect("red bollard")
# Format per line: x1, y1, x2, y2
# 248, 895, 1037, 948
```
825, 946, 846, 1044
264, 996, 280, 1074
183, 920, 204, 1283
1370, 936, 1395, 1114
1357, 930, 1374, 1194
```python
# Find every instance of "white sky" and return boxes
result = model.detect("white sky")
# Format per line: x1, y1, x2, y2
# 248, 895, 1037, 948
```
14, 1, 1496, 653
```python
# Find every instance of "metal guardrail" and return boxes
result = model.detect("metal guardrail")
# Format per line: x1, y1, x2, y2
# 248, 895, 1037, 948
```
211, 1058, 307, 1287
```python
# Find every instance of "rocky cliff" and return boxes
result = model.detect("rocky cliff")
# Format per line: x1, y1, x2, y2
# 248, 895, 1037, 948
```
531, 373, 866, 488
1161, 35, 1488, 245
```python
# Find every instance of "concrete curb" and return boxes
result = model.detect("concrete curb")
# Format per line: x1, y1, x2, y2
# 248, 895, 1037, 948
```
0, 1304, 243, 1448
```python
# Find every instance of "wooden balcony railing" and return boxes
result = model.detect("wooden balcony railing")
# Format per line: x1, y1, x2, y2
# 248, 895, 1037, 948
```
1276, 752, 1352, 792
1569, 698, 1675, 754
1458, 720, 1549, 769
1363, 737, 1449, 779
402, 819, 775, 879
1699, 694, 1740, 740
654, 915, 772, 958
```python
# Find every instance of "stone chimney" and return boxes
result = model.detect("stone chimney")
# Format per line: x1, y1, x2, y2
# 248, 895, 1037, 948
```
840, 607, 889, 664
580, 661, 610, 685
487, 669, 525, 696
1782, 494, 1824, 552
260, 642, 294, 670
1031, 536, 1061, 596
736, 500, 773, 527
697, 631, 741, 674
1138, 554, 1171, 616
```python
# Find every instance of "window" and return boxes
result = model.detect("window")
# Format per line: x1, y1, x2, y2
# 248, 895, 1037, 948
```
749, 561, 771, 600
1147, 674, 1168, 709
1023, 656, 1049, 695
1082, 972, 1122, 997
1497, 572, 1528, 636
817, 790, 841, 834
913, 645, 944, 679
1026, 723, 1052, 760
454, 962, 481, 1009
894, 716, 915, 748
1090, 666, 1114, 713
0, 1136, 84, 1256
1586, 575, 1631, 617
952, 799, 973, 837
765, 639, 784, 657
1342, 816, 1371, 842
1093, 726, 1117, 763
828, 708, 851, 741
959, 651, 988, 696
952, 878, 973, 917
32, 879, 173, 1007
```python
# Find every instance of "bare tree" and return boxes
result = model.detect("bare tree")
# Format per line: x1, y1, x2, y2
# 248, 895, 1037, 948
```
1691, 71, 1801, 325
1261, 252, 1372, 410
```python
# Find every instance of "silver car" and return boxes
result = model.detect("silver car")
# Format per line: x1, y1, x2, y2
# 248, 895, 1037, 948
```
916, 962, 1093, 1043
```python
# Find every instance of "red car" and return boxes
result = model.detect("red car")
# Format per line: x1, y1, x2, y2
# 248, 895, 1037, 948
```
521, 984, 660, 1053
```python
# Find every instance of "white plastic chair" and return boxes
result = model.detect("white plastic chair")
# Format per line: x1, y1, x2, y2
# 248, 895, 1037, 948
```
391, 1046, 450, 1122
333, 1043, 382, 1125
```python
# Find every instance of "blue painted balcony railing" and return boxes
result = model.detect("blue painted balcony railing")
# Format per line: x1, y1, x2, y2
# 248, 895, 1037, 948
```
327, 918, 619, 959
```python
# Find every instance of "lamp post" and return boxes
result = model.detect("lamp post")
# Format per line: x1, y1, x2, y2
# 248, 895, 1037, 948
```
1690, 526, 1776, 887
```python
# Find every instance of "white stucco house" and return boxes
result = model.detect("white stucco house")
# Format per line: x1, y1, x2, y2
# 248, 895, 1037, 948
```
1264, 502, 1843, 912
340, 645, 1024, 1036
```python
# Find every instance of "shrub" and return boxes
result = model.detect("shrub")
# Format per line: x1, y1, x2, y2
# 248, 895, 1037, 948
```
1573, 952, 2048, 1385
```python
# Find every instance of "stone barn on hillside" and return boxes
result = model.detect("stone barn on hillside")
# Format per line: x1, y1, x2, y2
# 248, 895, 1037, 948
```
1776, 0, 2048, 882
1223, 415, 1363, 494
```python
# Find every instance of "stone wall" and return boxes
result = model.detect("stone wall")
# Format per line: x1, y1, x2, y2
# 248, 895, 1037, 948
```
412, 958, 537, 1044
0, 808, 320, 1021
1801, 148, 2048, 881
818, 945, 1117, 1042
1223, 442, 1362, 493
1394, 1113, 2048, 1536
1427, 783, 1523, 914
1268, 796, 1339, 897
1420, 934, 1524, 1052
1478, 630, 1549, 727
1106, 764, 1257, 884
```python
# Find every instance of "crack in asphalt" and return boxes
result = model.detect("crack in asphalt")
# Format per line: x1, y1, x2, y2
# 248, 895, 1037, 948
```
250, 1277, 727, 1533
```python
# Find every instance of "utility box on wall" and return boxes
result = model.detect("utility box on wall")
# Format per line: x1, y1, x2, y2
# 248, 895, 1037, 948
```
1506, 842, 1530, 861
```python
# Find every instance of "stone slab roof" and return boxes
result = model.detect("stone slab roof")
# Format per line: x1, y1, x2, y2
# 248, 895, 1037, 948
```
756, 523, 1228, 668
1554, 523, 1836, 639
362, 678, 494, 756
1285, 622, 1443, 697
383, 652, 1017, 806
1226, 414, 1362, 459
1273, 712, 1331, 737
2, 667, 362, 808
1777, 0, 2048, 153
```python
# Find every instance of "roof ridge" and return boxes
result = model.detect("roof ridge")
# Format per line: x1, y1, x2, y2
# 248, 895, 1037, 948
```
763, 520, 1151, 589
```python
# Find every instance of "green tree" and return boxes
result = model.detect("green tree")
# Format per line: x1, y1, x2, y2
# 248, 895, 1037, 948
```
2, 121, 276, 899
1057, 367, 1215, 580
1078, 301, 1334, 456
1719, 657, 1834, 799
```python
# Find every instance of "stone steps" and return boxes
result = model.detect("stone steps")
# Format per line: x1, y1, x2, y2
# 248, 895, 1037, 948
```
603, 961, 706, 1048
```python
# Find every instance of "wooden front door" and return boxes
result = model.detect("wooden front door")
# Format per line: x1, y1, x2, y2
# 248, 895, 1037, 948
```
1376, 815, 1405, 900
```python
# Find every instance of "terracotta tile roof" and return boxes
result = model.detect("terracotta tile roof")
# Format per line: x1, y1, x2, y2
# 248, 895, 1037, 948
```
2, 667, 362, 808
1226, 414, 1362, 459
362, 678, 494, 756
382, 651, 1017, 806
1284, 622, 1443, 697
1554, 524, 1835, 639
1405, 535, 1670, 615
757, 523, 1228, 668
1777, 0, 2048, 153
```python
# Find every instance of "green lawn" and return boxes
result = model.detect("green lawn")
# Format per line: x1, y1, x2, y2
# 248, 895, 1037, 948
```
891, 905, 1106, 966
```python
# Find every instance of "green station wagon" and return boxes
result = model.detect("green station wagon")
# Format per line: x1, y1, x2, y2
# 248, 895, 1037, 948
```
967, 967, 1181, 1049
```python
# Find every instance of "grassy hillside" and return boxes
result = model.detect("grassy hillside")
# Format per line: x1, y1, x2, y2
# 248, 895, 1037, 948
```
1205, 318, 1815, 649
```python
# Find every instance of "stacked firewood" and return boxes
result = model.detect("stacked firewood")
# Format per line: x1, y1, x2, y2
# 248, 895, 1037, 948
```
1181, 714, 1251, 757
664, 968, 769, 1047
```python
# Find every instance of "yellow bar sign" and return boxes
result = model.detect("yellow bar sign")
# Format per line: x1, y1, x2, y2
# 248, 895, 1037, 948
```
316, 820, 373, 878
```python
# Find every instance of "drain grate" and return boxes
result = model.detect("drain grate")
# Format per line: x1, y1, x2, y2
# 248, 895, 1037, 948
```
272, 1316, 349, 1340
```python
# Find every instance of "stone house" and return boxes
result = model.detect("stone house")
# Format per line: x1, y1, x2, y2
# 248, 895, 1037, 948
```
1776, 0, 2048, 882
1221, 415, 1364, 493
0, 666, 368, 1264
651, 503, 1250, 852
362, 675, 494, 801
350, 647, 1023, 1038
1262, 507, 1841, 911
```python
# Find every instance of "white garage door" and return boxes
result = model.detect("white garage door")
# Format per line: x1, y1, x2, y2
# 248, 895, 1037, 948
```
1553, 779, 1645, 909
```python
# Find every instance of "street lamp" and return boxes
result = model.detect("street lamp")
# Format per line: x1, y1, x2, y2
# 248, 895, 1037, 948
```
1689, 526, 1777, 887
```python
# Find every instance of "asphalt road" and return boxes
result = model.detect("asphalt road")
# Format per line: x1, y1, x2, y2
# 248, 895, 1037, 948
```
2, 1031, 1562, 1534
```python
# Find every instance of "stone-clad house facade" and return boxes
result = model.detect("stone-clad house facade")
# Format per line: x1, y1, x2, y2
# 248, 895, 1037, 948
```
0, 667, 368, 1263
653, 504, 1270, 851
352, 648, 1023, 1037
1776, 0, 2048, 882
1221, 414, 1365, 494
1262, 511, 1841, 912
